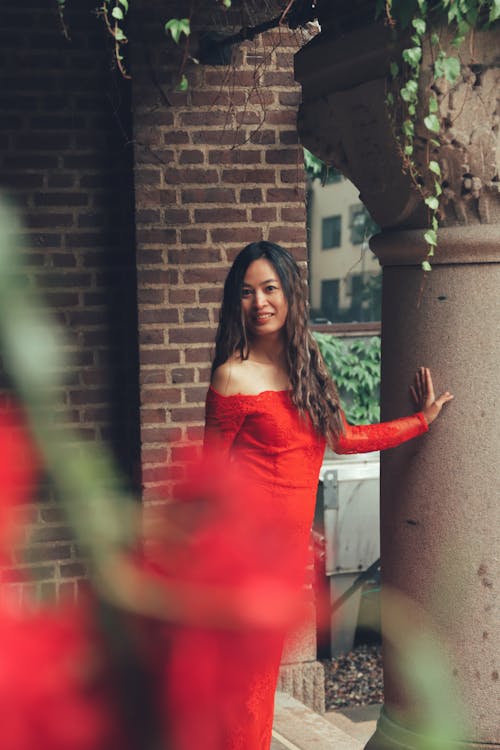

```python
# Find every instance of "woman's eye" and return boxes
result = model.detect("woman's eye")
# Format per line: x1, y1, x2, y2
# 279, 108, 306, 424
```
266, 285, 278, 292
241, 289, 252, 297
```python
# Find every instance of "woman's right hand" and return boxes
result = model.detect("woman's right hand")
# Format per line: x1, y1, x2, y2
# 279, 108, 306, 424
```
410, 367, 454, 425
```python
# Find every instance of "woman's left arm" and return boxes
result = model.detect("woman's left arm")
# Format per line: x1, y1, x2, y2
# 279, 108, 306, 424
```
334, 367, 453, 455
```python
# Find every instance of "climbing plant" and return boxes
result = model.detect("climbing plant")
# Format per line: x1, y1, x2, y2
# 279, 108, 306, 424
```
313, 333, 381, 425
55, 0, 500, 266
380, 0, 500, 269
161, 0, 499, 269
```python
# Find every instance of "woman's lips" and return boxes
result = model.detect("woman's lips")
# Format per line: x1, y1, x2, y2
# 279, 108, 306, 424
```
253, 313, 273, 324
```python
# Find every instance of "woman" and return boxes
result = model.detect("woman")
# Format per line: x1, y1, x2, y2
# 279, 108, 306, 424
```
169, 241, 453, 750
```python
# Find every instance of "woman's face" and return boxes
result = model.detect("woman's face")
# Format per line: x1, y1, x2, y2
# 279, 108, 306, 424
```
241, 258, 288, 338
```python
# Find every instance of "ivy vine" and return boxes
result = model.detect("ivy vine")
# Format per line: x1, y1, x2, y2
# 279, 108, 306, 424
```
383, 0, 500, 271
313, 333, 381, 425
55, 0, 500, 271
56, 0, 130, 76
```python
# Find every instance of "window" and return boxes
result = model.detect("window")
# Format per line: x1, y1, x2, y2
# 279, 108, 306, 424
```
348, 204, 379, 245
349, 205, 368, 245
307, 173, 381, 329
322, 215, 341, 249
320, 280, 339, 323
349, 273, 382, 322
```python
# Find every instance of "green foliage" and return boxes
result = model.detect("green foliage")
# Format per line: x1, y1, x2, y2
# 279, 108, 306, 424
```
384, 0, 500, 273
303, 148, 346, 185
100, 0, 130, 77
62, 0, 500, 267
303, 148, 324, 180
164, 17, 191, 44
313, 333, 381, 425
177, 74, 189, 91
434, 52, 461, 84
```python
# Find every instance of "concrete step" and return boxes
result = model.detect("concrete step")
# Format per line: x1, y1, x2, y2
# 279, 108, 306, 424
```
324, 704, 381, 744
272, 691, 367, 750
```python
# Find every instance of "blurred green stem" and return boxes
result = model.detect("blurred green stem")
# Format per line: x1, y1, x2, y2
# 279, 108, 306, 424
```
0, 199, 137, 587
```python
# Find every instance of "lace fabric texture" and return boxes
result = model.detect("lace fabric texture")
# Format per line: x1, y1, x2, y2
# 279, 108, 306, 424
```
335, 411, 428, 454
166, 387, 428, 750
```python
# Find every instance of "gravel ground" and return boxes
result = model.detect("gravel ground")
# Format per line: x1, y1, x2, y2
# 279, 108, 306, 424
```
322, 644, 383, 710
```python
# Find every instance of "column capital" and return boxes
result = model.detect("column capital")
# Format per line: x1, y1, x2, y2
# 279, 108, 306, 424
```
370, 225, 500, 267
296, 24, 500, 237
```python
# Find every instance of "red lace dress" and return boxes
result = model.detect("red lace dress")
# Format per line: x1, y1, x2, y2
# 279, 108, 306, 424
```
166, 387, 428, 750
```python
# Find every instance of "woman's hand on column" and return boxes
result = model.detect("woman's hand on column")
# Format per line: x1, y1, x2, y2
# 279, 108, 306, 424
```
410, 367, 454, 425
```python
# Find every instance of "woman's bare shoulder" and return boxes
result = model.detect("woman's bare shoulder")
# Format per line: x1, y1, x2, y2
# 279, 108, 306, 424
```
211, 355, 254, 396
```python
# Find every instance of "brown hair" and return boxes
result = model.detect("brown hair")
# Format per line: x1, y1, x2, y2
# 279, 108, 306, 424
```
212, 241, 344, 444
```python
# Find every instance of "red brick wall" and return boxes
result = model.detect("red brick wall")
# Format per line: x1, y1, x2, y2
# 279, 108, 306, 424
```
131, 3, 309, 503
0, 0, 141, 601
0, 0, 311, 595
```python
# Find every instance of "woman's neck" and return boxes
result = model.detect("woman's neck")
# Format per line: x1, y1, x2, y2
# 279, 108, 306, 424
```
247, 335, 287, 367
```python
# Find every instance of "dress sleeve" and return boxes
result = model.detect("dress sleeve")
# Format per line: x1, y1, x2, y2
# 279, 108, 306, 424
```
203, 388, 248, 455
334, 411, 428, 455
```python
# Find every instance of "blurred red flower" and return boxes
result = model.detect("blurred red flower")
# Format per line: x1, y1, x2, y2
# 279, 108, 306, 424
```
0, 600, 130, 750
0, 400, 39, 565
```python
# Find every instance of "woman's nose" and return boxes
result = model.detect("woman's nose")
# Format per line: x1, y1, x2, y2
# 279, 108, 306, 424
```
253, 289, 266, 307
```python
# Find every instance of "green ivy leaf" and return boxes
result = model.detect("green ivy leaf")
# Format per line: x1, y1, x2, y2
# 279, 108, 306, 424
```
434, 180, 442, 196
424, 229, 437, 246
447, 2, 459, 23
386, 92, 395, 106
402, 46, 422, 67
430, 31, 439, 45
401, 84, 417, 102
422, 260, 432, 272
428, 95, 438, 113
412, 18, 426, 35
408, 103, 416, 115
458, 20, 472, 40
430, 138, 440, 147
165, 17, 191, 44
390, 61, 399, 78
490, 0, 500, 22
402, 119, 414, 136
434, 55, 461, 84
432, 215, 439, 231
424, 114, 441, 133
223, 0, 232, 7
112, 6, 124, 20
177, 74, 188, 91
114, 27, 126, 40
429, 160, 441, 176
118, 0, 128, 10
425, 195, 439, 210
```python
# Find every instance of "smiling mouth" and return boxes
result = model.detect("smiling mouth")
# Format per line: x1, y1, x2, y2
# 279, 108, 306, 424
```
254, 313, 273, 321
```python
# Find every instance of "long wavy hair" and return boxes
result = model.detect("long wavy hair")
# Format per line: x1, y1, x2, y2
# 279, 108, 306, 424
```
212, 241, 344, 444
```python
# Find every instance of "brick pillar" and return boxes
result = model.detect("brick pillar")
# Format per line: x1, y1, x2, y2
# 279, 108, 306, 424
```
0, 0, 140, 602
130, 1, 323, 711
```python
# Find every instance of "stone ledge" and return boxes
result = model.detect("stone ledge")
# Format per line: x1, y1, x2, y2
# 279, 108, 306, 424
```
277, 659, 326, 714
273, 691, 363, 750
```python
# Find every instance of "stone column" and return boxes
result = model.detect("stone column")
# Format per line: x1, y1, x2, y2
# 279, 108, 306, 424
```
295, 20, 500, 749
367, 228, 500, 749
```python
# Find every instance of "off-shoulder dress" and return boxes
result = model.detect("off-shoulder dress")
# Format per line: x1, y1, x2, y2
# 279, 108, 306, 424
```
167, 386, 428, 750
